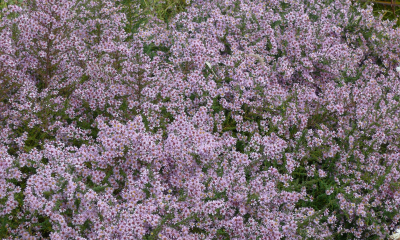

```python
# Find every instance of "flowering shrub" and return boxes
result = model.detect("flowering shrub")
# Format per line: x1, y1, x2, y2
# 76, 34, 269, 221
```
1, 0, 400, 239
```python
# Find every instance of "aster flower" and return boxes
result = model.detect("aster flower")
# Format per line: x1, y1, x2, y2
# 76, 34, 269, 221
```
390, 229, 400, 240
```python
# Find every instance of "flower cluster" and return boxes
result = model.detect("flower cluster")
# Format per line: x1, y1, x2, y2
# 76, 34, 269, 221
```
1, 0, 400, 239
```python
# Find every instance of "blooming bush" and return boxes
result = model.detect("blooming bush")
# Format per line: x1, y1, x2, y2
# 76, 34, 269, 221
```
1, 0, 400, 239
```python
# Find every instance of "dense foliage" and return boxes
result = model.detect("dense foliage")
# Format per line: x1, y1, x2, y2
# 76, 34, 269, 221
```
1, 0, 400, 239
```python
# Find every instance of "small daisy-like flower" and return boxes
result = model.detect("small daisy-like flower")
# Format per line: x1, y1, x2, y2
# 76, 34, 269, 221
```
396, 66, 400, 73
390, 229, 400, 240
327, 215, 336, 224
